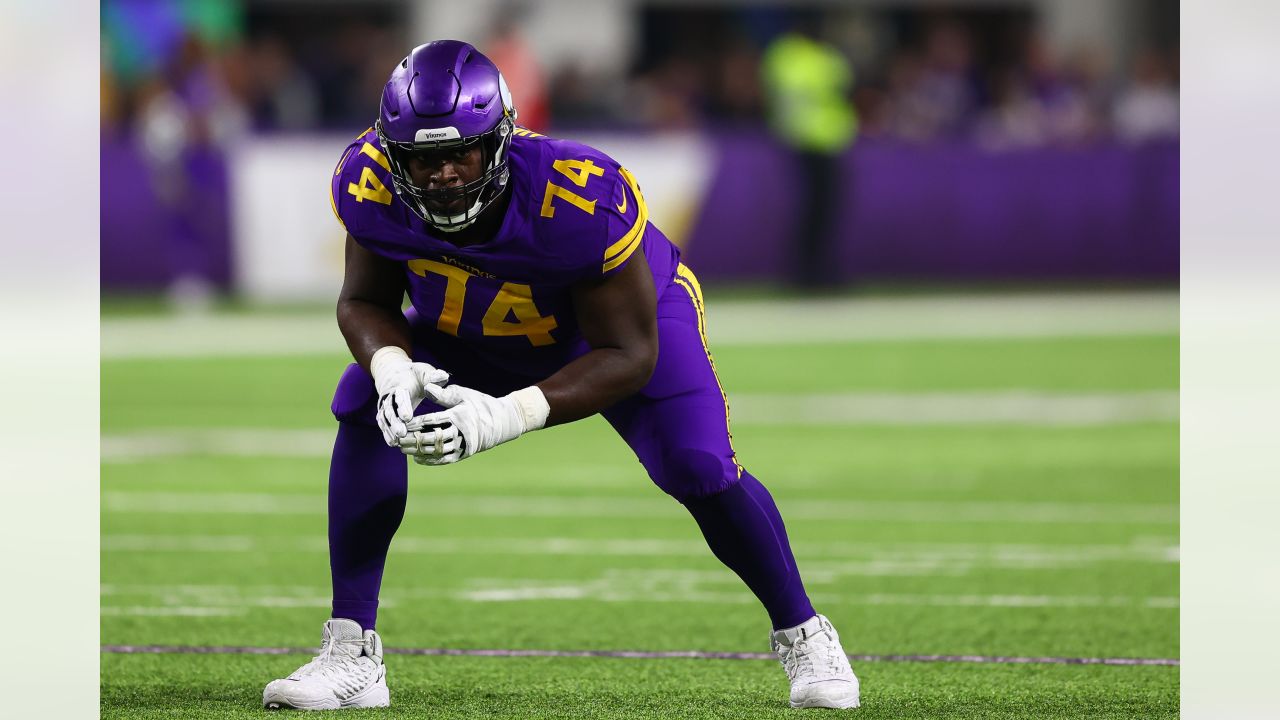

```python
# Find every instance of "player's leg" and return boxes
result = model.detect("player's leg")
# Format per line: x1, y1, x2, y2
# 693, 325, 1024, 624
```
327, 363, 411, 630
266, 312, 474, 710
604, 264, 816, 628
602, 264, 859, 709
263, 364, 397, 710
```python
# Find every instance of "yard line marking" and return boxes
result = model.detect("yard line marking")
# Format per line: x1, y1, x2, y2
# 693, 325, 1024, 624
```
100, 606, 242, 617
452, 569, 1180, 608
457, 585, 1180, 609
99, 644, 1179, 667
100, 584, 387, 611
101, 583, 1178, 610
101, 491, 1178, 525
102, 428, 335, 461
100, 391, 1178, 462
853, 593, 1180, 609
101, 534, 1179, 565
103, 535, 259, 552
100, 292, 1178, 359
705, 294, 1178, 345
729, 391, 1179, 426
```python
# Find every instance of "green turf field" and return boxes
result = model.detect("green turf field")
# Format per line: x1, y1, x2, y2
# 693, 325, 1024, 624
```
101, 297, 1178, 718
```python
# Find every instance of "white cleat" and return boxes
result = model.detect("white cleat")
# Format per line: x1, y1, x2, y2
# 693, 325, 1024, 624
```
263, 618, 390, 711
771, 614, 861, 709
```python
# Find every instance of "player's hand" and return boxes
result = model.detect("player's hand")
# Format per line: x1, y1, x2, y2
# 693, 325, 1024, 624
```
398, 384, 548, 465
370, 346, 450, 446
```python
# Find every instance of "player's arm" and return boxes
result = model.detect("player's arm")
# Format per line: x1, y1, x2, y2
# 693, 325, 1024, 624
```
336, 233, 449, 443
537, 248, 658, 426
336, 233, 410, 371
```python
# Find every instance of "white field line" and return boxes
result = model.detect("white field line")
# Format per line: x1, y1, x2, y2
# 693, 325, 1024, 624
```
100, 583, 380, 616
99, 606, 242, 617
102, 428, 334, 461
101, 492, 1178, 525
728, 391, 1179, 425
100, 581, 1178, 611
457, 569, 1180, 608
104, 535, 260, 552
100, 390, 1177, 463
859, 594, 1179, 609
458, 586, 1180, 609
461, 568, 1181, 608
101, 292, 1178, 359
102, 534, 1179, 566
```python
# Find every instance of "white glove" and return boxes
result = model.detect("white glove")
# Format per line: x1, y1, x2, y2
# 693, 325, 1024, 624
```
398, 384, 549, 465
370, 346, 450, 446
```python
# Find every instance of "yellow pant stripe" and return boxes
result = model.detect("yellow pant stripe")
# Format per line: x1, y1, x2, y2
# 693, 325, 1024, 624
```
674, 263, 742, 477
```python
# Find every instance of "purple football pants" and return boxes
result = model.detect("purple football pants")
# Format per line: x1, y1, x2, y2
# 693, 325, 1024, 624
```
327, 264, 816, 631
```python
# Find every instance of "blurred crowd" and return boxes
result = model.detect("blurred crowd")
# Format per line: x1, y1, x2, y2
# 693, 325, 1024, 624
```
611, 7, 1179, 148
102, 1, 1178, 149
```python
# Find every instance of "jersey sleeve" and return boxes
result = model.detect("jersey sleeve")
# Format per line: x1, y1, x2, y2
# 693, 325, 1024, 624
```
528, 139, 653, 283
599, 165, 650, 279
328, 143, 357, 232
329, 128, 397, 241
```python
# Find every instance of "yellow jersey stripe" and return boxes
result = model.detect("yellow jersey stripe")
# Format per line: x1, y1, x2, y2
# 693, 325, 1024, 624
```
602, 168, 648, 273
603, 233, 643, 273
604, 168, 646, 258
334, 146, 353, 176
329, 145, 356, 229
329, 184, 346, 230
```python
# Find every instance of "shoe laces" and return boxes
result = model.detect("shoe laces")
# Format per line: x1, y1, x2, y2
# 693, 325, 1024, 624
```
292, 635, 372, 680
783, 631, 847, 682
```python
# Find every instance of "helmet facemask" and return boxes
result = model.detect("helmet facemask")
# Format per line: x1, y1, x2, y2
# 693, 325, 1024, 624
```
376, 116, 514, 232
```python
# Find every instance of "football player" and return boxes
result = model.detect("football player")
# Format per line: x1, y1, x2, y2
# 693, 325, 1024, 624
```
263, 40, 859, 711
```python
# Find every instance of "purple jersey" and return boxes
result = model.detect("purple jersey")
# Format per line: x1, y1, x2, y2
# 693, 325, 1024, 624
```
329, 126, 680, 378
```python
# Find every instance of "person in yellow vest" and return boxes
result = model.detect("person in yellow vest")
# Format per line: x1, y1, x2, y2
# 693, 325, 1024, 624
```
762, 21, 858, 288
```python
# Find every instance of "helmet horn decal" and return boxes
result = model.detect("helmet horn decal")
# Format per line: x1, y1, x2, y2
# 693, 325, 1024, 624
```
498, 73, 517, 121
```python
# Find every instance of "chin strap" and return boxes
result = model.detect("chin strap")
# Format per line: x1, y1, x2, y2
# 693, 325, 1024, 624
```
424, 194, 486, 232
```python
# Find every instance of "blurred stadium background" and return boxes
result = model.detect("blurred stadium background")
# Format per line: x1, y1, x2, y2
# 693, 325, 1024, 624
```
101, 0, 1177, 301
101, 1, 1178, 717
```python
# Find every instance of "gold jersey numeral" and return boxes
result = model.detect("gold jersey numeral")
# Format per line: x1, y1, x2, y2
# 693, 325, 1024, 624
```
482, 283, 559, 347
407, 260, 558, 347
539, 157, 606, 218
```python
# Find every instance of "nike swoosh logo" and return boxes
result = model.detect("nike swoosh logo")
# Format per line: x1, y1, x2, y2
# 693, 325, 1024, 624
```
615, 188, 628, 214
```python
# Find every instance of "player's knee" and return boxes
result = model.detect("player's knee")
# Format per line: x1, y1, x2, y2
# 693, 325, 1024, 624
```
652, 447, 739, 502
331, 363, 378, 426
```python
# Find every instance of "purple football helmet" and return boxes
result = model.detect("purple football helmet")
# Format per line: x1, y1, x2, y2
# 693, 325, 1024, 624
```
375, 41, 517, 231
